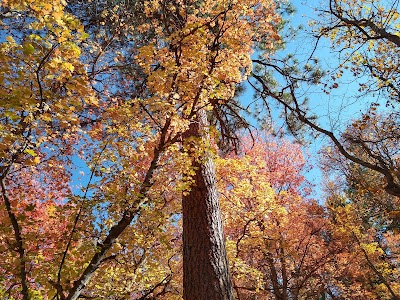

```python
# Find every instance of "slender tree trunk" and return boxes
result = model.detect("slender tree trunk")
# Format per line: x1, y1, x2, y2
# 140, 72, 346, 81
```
1, 178, 30, 300
266, 255, 283, 300
279, 244, 288, 300
182, 110, 234, 300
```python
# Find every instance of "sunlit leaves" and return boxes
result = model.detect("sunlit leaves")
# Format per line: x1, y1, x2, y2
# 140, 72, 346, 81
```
316, 0, 400, 103
0, 0, 94, 171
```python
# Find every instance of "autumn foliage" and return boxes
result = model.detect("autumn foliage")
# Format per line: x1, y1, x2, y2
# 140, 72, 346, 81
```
1, 0, 399, 299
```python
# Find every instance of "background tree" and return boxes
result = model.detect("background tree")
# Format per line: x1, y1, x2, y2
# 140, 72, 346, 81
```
251, 0, 400, 197
217, 133, 330, 299
319, 0, 400, 103
323, 190, 400, 299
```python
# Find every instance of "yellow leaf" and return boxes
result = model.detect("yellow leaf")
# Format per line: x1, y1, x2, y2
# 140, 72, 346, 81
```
23, 43, 35, 55
6, 36, 15, 43
53, 10, 64, 23
24, 149, 37, 157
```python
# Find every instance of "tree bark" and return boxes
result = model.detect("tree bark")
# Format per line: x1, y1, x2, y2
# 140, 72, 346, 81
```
182, 109, 234, 300
266, 255, 283, 300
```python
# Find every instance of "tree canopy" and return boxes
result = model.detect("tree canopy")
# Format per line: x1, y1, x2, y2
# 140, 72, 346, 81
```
0, 0, 399, 299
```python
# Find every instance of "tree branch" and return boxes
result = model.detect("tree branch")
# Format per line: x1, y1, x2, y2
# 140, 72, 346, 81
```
65, 118, 173, 300
1, 178, 29, 300
251, 72, 400, 197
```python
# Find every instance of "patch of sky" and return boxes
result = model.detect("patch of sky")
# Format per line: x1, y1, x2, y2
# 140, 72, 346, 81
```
239, 0, 390, 201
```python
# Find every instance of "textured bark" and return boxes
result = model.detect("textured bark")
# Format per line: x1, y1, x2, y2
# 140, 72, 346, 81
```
182, 110, 234, 300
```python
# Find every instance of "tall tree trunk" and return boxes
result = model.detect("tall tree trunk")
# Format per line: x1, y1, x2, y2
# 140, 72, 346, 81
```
182, 110, 234, 300
266, 255, 283, 300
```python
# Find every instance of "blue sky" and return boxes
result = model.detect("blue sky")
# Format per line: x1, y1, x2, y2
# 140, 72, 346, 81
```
241, 0, 378, 200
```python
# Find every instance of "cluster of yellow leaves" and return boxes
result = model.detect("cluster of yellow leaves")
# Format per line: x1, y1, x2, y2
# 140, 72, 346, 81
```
0, 0, 94, 167
327, 201, 400, 298
135, 0, 280, 121
0, 0, 98, 297
318, 0, 400, 100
